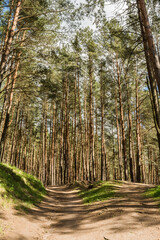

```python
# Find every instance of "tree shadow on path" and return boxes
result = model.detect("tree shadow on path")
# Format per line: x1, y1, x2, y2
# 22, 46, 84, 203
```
21, 182, 160, 238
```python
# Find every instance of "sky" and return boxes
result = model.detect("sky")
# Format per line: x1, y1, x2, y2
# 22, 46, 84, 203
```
74, 0, 127, 28
77, 0, 116, 18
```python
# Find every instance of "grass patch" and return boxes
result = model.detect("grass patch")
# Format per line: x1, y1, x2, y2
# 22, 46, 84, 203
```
144, 185, 160, 205
72, 181, 121, 204
0, 163, 47, 211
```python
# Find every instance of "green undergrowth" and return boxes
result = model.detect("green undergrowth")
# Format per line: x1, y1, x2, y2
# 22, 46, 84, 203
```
0, 163, 47, 212
144, 185, 160, 206
71, 180, 121, 204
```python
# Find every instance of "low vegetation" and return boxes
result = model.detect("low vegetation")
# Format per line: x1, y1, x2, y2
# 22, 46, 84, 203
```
0, 163, 46, 211
145, 186, 160, 204
72, 181, 121, 204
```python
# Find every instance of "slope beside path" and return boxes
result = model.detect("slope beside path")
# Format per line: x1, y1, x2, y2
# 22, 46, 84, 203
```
1, 182, 160, 240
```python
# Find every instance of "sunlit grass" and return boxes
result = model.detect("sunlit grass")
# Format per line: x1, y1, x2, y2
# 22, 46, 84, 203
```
145, 185, 160, 203
0, 163, 47, 211
73, 181, 121, 204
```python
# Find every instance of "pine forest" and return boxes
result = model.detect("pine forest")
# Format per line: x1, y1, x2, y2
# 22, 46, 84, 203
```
0, 0, 160, 187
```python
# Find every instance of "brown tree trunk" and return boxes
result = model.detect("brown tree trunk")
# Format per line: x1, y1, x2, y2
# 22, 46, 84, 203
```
64, 75, 69, 183
0, 0, 22, 88
77, 67, 85, 181
74, 72, 77, 181
126, 80, 134, 182
136, 76, 141, 182
115, 89, 122, 180
0, 31, 26, 156
84, 87, 89, 180
100, 66, 106, 181
2, 0, 15, 58
116, 57, 128, 180
59, 100, 64, 184
51, 102, 56, 185
88, 54, 95, 181
42, 98, 48, 186
137, 0, 160, 94
9, 101, 20, 166
138, 4, 160, 177
95, 104, 99, 180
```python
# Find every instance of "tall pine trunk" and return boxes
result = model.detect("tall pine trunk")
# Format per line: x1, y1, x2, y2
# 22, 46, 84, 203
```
116, 57, 128, 180
136, 76, 141, 182
100, 65, 106, 180
88, 54, 95, 181
115, 89, 122, 180
126, 80, 134, 182
51, 102, 56, 185
0, 0, 22, 88
137, 0, 160, 94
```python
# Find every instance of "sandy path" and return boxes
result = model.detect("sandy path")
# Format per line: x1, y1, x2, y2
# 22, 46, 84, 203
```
1, 182, 160, 240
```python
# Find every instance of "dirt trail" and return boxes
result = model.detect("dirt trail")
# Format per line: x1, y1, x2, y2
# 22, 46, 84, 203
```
1, 182, 160, 240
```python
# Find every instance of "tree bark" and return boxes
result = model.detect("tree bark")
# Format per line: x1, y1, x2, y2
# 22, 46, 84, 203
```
115, 89, 122, 180
0, 0, 22, 88
77, 66, 85, 181
136, 76, 141, 182
100, 65, 107, 181
126, 80, 134, 182
88, 54, 95, 181
51, 101, 56, 185
116, 57, 128, 180
74, 71, 77, 181
137, 3, 160, 177
84, 86, 89, 180
64, 75, 69, 183
137, 0, 160, 94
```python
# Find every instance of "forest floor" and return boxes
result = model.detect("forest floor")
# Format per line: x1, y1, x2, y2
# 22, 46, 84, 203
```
0, 182, 160, 240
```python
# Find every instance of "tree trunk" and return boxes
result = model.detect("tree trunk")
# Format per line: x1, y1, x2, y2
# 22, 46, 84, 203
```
136, 76, 141, 182
100, 65, 106, 181
64, 75, 69, 183
59, 100, 64, 185
88, 54, 95, 181
138, 4, 160, 177
126, 80, 134, 182
115, 89, 122, 180
74, 72, 77, 181
116, 57, 128, 180
137, 0, 160, 94
42, 98, 48, 186
51, 102, 56, 185
84, 87, 89, 180
0, 0, 22, 88
77, 67, 84, 181
0, 31, 26, 156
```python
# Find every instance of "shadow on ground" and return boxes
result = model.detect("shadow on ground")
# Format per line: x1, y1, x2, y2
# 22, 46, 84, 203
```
1, 235, 28, 240
19, 182, 160, 236
0, 211, 6, 220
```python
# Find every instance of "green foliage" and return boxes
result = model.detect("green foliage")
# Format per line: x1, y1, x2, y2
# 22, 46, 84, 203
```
75, 181, 121, 204
145, 186, 160, 201
0, 163, 46, 211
